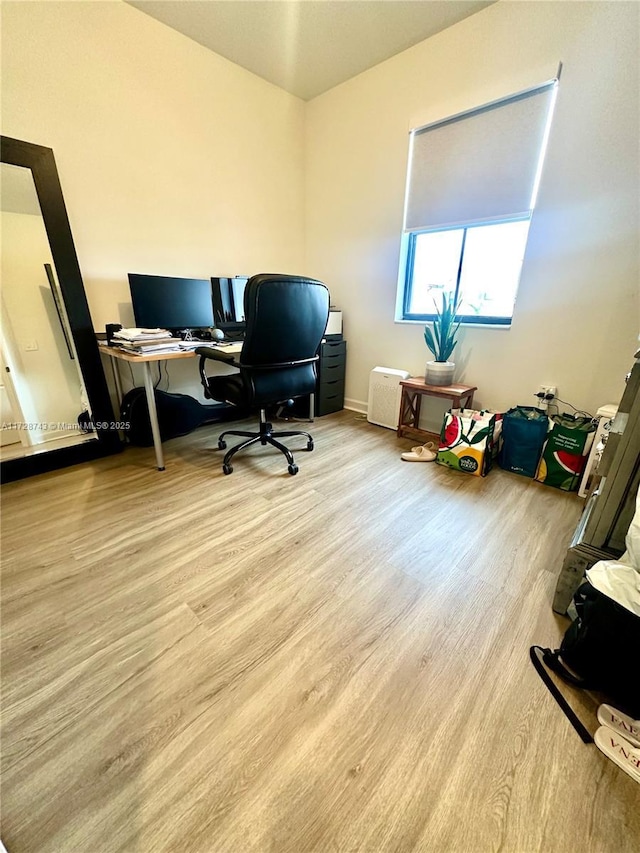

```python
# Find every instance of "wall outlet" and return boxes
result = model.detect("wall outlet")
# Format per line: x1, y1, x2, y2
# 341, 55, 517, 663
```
24, 340, 39, 352
537, 384, 557, 410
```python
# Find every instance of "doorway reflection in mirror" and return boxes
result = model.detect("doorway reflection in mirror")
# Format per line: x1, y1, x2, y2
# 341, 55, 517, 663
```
0, 162, 96, 462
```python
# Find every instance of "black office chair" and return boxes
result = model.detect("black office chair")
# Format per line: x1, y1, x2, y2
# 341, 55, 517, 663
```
197, 273, 330, 475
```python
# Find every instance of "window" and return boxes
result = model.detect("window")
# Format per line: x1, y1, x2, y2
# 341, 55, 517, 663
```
397, 78, 558, 326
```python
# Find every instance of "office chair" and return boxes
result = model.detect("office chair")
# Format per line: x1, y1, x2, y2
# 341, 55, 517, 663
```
197, 273, 330, 475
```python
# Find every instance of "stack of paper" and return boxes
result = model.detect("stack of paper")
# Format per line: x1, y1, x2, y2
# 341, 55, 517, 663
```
112, 328, 181, 354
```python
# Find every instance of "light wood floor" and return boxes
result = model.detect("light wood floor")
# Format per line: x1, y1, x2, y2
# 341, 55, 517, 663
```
1, 410, 638, 852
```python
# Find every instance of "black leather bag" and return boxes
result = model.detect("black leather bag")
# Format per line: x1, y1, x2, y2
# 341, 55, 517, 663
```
531, 577, 640, 741
120, 388, 225, 446
548, 581, 640, 716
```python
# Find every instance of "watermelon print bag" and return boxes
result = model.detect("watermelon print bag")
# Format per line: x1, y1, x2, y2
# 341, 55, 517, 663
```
534, 413, 596, 491
437, 409, 500, 477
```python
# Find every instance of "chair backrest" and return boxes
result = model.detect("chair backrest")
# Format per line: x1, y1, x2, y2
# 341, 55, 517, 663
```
241, 274, 330, 367
239, 274, 330, 406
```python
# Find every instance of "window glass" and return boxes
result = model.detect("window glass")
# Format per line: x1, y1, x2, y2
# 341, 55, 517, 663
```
406, 229, 462, 315
458, 219, 530, 319
404, 218, 530, 324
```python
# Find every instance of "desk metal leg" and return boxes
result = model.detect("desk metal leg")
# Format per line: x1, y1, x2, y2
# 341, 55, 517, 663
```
141, 361, 165, 471
309, 392, 315, 422
110, 357, 124, 416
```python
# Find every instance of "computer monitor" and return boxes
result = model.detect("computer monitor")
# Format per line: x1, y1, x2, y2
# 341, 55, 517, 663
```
211, 276, 248, 335
128, 273, 214, 332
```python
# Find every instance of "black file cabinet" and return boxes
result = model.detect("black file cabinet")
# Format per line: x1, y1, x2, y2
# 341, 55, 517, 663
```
287, 339, 346, 419
316, 340, 346, 416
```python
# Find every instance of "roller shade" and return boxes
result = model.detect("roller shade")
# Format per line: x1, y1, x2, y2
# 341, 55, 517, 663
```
405, 81, 557, 231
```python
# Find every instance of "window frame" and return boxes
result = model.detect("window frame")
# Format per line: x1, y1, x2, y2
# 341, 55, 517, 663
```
396, 76, 559, 328
400, 214, 532, 327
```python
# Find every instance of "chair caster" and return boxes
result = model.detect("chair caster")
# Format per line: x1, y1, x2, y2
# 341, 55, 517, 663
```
223, 463, 233, 475
306, 440, 314, 451
288, 464, 299, 475
218, 439, 227, 450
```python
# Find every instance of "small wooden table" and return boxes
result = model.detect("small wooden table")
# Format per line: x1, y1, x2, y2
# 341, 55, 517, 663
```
397, 378, 477, 443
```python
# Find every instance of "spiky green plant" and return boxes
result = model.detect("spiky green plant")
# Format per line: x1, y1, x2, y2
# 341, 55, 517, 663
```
423, 292, 462, 363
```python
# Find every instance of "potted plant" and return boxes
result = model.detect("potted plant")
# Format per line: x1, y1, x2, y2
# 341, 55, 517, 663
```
424, 292, 461, 386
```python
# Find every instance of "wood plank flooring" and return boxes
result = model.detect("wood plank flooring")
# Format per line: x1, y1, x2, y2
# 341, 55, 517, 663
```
1, 410, 638, 852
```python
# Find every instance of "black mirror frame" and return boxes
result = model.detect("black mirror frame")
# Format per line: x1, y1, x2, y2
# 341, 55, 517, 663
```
1, 135, 122, 482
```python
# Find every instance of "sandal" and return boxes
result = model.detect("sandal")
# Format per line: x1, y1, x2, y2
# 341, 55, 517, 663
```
401, 443, 437, 462
597, 704, 640, 747
594, 726, 640, 784
410, 441, 436, 453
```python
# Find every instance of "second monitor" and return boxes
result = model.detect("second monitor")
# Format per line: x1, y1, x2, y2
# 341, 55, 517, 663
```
211, 276, 248, 335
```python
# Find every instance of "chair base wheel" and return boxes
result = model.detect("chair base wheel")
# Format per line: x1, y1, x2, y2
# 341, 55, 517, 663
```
218, 439, 227, 450
306, 440, 314, 451
288, 464, 298, 475
223, 463, 233, 475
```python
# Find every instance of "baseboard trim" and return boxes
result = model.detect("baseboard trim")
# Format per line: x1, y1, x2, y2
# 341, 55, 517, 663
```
344, 398, 367, 415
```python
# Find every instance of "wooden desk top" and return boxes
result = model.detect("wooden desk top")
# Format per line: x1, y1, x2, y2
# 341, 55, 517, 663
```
98, 343, 242, 363
399, 377, 477, 397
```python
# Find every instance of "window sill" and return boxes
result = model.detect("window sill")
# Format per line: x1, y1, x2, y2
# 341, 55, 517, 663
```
394, 318, 512, 330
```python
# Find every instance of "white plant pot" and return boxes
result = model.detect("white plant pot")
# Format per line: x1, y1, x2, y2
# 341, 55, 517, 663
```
425, 360, 455, 386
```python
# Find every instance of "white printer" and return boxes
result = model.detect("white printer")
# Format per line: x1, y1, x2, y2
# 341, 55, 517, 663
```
325, 309, 343, 340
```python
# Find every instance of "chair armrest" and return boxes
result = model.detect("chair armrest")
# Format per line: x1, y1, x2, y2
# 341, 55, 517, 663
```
196, 346, 238, 365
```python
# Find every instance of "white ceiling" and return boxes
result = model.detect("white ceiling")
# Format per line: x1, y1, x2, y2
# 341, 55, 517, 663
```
126, 1, 496, 101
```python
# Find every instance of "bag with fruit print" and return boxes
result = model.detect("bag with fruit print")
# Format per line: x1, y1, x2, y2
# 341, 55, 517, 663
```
437, 408, 501, 477
534, 413, 596, 491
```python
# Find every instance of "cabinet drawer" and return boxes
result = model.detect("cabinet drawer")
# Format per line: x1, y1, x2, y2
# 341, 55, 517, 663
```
318, 378, 345, 405
321, 352, 345, 371
317, 390, 344, 416
321, 340, 346, 360
319, 362, 345, 384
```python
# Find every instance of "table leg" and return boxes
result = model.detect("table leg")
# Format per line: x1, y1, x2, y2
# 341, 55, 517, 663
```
110, 357, 124, 417
141, 361, 165, 471
398, 387, 421, 435
413, 391, 422, 428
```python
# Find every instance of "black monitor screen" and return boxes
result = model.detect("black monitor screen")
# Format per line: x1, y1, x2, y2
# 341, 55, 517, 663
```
128, 273, 214, 330
211, 276, 248, 331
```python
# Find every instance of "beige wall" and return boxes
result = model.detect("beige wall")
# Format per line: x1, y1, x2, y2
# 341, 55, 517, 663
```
1, 0, 306, 400
305, 0, 639, 426
3, 1, 638, 421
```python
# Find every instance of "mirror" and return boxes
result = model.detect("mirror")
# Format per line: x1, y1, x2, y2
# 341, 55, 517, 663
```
1, 136, 121, 481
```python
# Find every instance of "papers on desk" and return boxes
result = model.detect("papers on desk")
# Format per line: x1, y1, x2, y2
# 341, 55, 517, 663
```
178, 341, 209, 350
178, 340, 242, 351
112, 328, 181, 354
112, 328, 173, 342
117, 343, 182, 355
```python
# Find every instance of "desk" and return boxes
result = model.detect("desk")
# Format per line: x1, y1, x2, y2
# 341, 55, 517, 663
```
397, 378, 477, 443
99, 343, 242, 470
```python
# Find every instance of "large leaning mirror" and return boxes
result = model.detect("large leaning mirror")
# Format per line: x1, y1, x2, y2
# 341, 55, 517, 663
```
1, 136, 121, 481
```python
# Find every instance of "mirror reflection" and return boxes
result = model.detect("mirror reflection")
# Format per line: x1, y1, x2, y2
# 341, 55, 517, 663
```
0, 162, 97, 462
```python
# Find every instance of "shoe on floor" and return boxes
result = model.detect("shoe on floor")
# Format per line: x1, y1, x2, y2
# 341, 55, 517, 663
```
597, 704, 640, 747
410, 441, 437, 453
401, 443, 437, 462
594, 725, 640, 784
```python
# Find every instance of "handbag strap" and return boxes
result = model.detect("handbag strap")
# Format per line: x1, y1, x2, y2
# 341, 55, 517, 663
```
529, 646, 594, 744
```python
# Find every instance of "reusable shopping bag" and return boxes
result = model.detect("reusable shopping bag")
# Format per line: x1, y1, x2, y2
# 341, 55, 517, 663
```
437, 409, 500, 477
498, 406, 550, 478
535, 413, 596, 491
